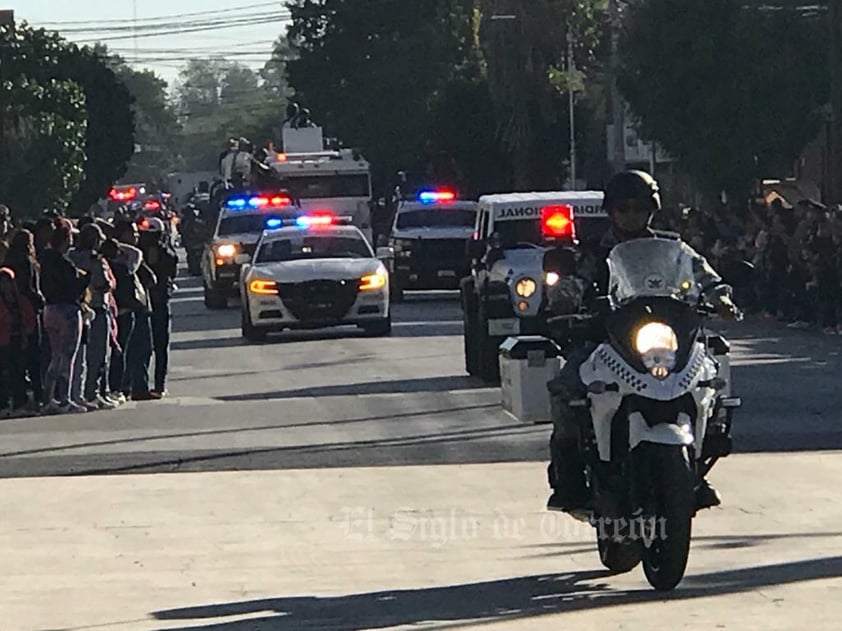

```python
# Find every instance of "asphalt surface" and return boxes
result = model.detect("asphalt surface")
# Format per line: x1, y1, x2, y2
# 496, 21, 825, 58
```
0, 274, 840, 477
2, 265, 842, 630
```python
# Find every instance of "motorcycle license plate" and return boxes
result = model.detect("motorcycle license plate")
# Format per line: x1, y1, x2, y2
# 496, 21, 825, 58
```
488, 318, 520, 336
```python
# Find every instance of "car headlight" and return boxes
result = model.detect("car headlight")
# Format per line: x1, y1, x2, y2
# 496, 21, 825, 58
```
634, 322, 678, 379
248, 278, 278, 295
360, 272, 387, 291
545, 271, 560, 287
215, 243, 238, 258
515, 277, 537, 298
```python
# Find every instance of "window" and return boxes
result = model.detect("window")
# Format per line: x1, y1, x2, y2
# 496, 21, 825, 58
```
395, 207, 476, 230
494, 220, 544, 247
218, 214, 283, 236
278, 174, 370, 199
256, 234, 373, 263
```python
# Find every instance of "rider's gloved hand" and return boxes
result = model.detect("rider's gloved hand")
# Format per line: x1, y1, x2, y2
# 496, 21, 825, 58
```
715, 295, 743, 321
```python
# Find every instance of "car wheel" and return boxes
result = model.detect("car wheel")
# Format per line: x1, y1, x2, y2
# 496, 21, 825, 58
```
362, 316, 392, 337
241, 304, 268, 342
204, 282, 228, 310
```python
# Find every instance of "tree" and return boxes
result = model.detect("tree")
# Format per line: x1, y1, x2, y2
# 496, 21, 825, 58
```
0, 23, 88, 217
286, 0, 480, 193
104, 55, 183, 182
175, 59, 287, 170
476, 0, 606, 189
618, 0, 829, 199
61, 47, 136, 213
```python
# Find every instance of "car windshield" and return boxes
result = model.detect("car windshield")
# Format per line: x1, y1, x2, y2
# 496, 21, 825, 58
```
278, 174, 370, 198
493, 220, 544, 247
396, 207, 476, 229
256, 233, 373, 262
217, 214, 282, 236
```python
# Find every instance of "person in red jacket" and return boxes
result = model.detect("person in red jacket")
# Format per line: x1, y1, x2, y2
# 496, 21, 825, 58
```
0, 267, 35, 416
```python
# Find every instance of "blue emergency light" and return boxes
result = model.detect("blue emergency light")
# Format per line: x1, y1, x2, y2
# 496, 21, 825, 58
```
265, 218, 284, 229
418, 189, 456, 204
225, 194, 293, 210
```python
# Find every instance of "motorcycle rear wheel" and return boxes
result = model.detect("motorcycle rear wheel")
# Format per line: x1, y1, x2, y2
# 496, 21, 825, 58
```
640, 444, 695, 591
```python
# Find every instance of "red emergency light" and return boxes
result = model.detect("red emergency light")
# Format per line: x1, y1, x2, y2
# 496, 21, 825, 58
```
541, 205, 574, 238
296, 211, 335, 227
109, 187, 137, 202
418, 189, 456, 204
143, 199, 162, 211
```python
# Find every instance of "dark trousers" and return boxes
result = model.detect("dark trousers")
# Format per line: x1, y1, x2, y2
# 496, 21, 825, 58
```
151, 303, 171, 392
0, 338, 27, 410
127, 311, 153, 396
25, 324, 43, 404
817, 269, 838, 328
547, 342, 595, 489
109, 312, 135, 395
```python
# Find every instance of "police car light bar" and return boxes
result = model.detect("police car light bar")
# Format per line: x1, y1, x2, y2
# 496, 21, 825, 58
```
418, 190, 456, 204
226, 194, 293, 210
296, 211, 335, 227
143, 200, 161, 211
541, 205, 574, 238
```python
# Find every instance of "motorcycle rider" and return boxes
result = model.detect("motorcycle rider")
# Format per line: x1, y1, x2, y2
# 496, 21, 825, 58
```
545, 170, 741, 514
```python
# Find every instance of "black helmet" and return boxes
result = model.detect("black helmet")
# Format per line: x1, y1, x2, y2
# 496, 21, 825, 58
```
603, 170, 661, 213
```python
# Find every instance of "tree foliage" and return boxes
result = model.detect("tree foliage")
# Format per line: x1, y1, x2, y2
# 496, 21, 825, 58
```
0, 24, 88, 216
0, 23, 136, 216
175, 59, 288, 170
618, 0, 828, 197
286, 0, 481, 192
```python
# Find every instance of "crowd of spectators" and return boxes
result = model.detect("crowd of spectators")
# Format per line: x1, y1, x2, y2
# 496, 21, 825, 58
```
0, 205, 178, 418
660, 198, 842, 334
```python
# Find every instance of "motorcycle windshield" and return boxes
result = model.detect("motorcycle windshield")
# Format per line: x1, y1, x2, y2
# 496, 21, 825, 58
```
607, 238, 698, 305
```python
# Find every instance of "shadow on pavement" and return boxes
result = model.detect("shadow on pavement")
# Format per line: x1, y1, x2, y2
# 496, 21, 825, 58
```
152, 557, 842, 630
215, 376, 490, 402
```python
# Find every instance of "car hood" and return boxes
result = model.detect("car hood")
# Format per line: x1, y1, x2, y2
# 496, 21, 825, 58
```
252, 258, 382, 283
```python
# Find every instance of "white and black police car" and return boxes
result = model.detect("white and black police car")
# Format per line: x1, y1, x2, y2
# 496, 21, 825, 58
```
201, 191, 303, 309
239, 212, 391, 342
385, 189, 478, 301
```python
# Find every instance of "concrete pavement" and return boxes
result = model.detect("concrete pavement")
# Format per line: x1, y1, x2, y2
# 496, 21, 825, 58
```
0, 275, 841, 629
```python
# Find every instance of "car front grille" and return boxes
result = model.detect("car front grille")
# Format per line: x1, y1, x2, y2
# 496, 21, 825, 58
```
279, 279, 359, 322
411, 238, 468, 265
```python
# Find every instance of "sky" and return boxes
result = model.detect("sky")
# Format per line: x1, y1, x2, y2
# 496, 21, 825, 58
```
8, 0, 291, 89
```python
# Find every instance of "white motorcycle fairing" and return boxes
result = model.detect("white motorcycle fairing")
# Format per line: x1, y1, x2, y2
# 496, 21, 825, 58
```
579, 341, 719, 462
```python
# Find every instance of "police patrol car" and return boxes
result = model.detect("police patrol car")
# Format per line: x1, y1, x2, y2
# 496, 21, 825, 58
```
385, 189, 477, 301
201, 191, 303, 309
460, 191, 608, 383
239, 213, 391, 341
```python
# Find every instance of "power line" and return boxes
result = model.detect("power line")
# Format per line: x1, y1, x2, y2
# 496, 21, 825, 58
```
74, 16, 290, 43
57, 11, 290, 35
31, 2, 285, 26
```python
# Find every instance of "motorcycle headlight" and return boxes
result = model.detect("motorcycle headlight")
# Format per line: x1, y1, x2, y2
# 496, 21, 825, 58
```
545, 271, 561, 287
634, 322, 678, 379
515, 277, 537, 298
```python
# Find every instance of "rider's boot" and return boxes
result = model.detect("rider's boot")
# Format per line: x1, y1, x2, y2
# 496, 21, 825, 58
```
547, 439, 589, 512
695, 477, 721, 509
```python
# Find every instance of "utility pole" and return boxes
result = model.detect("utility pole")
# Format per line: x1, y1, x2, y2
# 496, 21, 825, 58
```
830, 0, 842, 203
609, 0, 625, 175
568, 27, 577, 189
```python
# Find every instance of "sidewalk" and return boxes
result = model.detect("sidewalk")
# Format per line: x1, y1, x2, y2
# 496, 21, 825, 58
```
1, 455, 841, 630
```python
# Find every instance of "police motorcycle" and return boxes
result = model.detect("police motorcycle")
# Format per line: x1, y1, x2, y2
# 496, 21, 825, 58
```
547, 237, 742, 591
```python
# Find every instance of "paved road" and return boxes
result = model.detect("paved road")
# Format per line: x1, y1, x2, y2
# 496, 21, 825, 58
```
1, 271, 841, 630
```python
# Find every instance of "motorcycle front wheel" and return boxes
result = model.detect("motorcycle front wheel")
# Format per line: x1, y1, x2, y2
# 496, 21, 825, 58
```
639, 443, 695, 591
